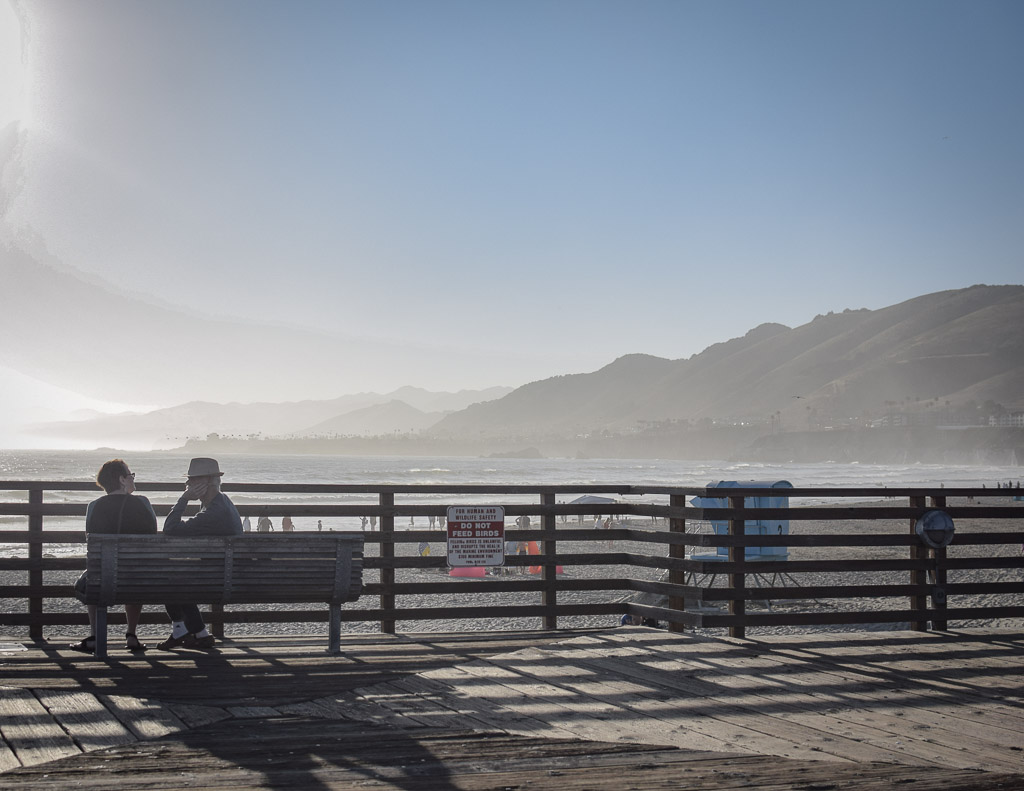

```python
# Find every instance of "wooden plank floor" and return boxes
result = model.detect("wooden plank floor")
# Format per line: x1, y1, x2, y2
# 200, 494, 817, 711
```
0, 630, 594, 706
0, 628, 1022, 789
360, 628, 1024, 772
3, 718, 1020, 790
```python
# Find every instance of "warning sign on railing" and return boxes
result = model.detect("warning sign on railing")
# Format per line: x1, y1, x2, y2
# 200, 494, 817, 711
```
446, 505, 505, 567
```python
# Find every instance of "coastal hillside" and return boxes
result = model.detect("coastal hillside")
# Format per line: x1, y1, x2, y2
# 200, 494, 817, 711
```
301, 399, 443, 436
19, 282, 1024, 458
431, 285, 1024, 437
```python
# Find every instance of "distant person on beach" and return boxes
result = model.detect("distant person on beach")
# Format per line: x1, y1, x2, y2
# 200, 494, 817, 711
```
282, 516, 294, 532
159, 457, 242, 651
70, 459, 157, 654
504, 539, 517, 575
318, 519, 323, 532
257, 509, 273, 532
603, 516, 615, 548
242, 515, 251, 533
516, 540, 529, 574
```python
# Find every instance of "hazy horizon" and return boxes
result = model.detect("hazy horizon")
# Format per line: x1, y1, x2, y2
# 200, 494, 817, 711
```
2, 1, 1023, 448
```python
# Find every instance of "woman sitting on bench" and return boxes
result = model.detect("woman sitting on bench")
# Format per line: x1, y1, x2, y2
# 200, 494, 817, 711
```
70, 459, 157, 653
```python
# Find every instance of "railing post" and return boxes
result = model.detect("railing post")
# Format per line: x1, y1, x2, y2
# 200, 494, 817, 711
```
28, 486, 43, 641
380, 492, 395, 634
909, 495, 928, 631
668, 494, 687, 633
541, 493, 557, 630
210, 604, 225, 638
728, 495, 745, 639
929, 495, 948, 631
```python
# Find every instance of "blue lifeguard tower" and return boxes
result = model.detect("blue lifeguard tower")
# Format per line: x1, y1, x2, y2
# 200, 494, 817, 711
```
690, 480, 792, 560
686, 481, 799, 601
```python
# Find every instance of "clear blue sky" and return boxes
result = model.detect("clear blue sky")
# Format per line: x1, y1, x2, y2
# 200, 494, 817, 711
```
3, 0, 1023, 395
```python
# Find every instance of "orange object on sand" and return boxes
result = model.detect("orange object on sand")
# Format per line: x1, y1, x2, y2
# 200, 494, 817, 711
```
449, 566, 486, 577
527, 541, 563, 574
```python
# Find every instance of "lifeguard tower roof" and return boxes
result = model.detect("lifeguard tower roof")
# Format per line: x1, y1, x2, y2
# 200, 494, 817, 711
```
704, 480, 793, 491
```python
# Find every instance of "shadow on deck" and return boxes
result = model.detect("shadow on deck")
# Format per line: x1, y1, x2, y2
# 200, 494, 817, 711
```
1, 628, 1022, 789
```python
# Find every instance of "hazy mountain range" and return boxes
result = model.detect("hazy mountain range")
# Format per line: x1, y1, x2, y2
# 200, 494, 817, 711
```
27, 386, 512, 449
431, 284, 1024, 437
16, 284, 1024, 452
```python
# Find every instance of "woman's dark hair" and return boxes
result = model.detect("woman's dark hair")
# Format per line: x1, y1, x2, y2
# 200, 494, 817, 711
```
96, 459, 130, 493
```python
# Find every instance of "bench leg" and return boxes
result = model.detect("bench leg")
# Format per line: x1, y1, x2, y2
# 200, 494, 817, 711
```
95, 606, 108, 659
328, 603, 341, 655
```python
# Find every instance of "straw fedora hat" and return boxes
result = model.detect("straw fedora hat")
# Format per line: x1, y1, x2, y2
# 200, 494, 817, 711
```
185, 457, 224, 478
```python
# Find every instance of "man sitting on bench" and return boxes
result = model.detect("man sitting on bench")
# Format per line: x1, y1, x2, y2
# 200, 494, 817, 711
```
158, 457, 243, 650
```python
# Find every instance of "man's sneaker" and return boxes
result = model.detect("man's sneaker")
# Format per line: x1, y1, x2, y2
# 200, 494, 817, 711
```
157, 634, 189, 651
183, 633, 216, 649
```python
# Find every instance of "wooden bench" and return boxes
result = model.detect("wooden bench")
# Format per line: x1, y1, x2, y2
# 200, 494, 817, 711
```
80, 533, 364, 658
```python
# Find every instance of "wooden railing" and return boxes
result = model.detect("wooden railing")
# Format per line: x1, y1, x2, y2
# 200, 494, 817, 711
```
1, 482, 1022, 640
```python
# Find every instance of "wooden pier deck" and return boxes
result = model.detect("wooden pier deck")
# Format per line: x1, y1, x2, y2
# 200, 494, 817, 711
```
1, 628, 1022, 789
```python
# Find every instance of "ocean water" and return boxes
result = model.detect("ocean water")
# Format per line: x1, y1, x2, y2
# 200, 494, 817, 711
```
2, 448, 1015, 485
1, 448, 1019, 490
0, 449, 1020, 553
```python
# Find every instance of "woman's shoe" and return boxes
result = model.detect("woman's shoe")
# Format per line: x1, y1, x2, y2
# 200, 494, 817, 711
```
68, 636, 96, 654
125, 632, 148, 652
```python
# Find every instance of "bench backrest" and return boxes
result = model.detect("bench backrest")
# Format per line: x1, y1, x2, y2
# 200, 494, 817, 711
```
82, 533, 364, 606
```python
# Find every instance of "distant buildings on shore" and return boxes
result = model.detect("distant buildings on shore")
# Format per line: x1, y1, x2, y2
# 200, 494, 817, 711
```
870, 411, 1024, 429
